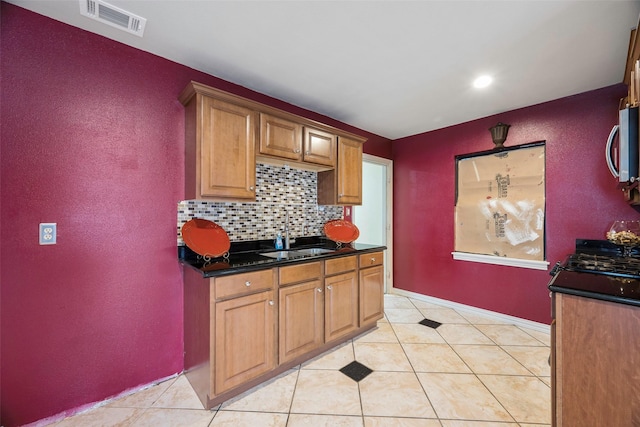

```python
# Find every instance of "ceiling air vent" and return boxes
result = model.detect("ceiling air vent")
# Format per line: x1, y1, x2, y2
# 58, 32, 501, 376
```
79, 0, 146, 37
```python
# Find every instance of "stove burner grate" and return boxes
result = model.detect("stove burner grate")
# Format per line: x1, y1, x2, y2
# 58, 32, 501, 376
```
565, 253, 640, 278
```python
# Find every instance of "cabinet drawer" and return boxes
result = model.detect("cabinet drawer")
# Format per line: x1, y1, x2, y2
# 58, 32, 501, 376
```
359, 252, 383, 268
325, 256, 357, 276
279, 262, 322, 286
214, 269, 274, 300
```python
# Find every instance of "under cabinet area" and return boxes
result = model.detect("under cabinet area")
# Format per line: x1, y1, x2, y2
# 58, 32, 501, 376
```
179, 81, 365, 205
183, 250, 385, 409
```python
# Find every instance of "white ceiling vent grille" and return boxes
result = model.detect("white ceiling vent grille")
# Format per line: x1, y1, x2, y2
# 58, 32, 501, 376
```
79, 0, 146, 37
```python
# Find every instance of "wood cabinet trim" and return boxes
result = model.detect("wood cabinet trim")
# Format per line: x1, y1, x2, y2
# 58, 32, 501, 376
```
181, 81, 366, 143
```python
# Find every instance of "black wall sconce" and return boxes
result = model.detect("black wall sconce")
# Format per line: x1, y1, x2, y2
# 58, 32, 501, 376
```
489, 122, 510, 148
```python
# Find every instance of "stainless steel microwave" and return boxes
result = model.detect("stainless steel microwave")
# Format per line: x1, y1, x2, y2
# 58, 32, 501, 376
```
606, 106, 639, 183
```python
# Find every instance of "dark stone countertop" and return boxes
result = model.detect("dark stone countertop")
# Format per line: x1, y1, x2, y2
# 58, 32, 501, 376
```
178, 236, 387, 278
548, 270, 640, 308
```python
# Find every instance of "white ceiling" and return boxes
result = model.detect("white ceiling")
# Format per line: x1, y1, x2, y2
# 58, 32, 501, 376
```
6, 0, 640, 139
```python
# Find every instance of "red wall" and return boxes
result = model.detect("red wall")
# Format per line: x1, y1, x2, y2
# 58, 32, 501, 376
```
0, 4, 390, 426
393, 84, 640, 324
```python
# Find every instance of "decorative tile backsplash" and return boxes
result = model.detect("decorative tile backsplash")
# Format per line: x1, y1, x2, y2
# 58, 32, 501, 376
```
177, 163, 343, 244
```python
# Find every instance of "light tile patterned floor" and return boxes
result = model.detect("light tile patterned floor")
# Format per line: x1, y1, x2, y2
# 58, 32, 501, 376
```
50, 294, 551, 426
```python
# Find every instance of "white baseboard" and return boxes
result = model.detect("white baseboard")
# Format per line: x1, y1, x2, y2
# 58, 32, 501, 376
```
389, 288, 551, 334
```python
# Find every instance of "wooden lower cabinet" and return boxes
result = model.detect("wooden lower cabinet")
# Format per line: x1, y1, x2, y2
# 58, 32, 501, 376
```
359, 266, 384, 325
359, 252, 384, 326
278, 261, 324, 363
214, 290, 276, 394
325, 270, 359, 342
279, 280, 324, 363
552, 293, 640, 426
183, 252, 384, 409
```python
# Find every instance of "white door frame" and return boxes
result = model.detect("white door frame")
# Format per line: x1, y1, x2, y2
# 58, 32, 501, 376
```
356, 153, 393, 293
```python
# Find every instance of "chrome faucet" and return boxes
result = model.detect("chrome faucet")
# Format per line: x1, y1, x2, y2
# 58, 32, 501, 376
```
284, 212, 290, 250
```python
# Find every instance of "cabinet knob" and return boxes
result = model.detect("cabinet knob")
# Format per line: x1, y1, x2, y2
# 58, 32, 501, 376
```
306, 151, 310, 155
327, 285, 333, 291
269, 300, 274, 306
371, 257, 376, 264
245, 281, 251, 287
249, 186, 255, 191
316, 288, 323, 293
338, 194, 344, 198
295, 149, 300, 153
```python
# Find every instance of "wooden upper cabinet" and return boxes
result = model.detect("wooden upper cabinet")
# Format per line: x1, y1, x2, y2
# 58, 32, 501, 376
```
258, 115, 336, 169
180, 83, 257, 200
303, 127, 336, 167
317, 136, 364, 205
259, 113, 303, 161
181, 81, 366, 203
337, 137, 363, 205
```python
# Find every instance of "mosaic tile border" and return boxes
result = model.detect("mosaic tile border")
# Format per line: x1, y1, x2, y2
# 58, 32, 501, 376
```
177, 164, 343, 244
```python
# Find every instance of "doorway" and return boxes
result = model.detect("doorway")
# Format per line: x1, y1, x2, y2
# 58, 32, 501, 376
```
353, 154, 393, 292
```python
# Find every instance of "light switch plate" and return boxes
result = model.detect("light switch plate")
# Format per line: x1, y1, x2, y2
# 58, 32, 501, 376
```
39, 223, 57, 245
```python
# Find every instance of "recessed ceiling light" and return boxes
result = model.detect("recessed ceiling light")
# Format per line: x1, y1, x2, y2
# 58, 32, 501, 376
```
473, 75, 493, 89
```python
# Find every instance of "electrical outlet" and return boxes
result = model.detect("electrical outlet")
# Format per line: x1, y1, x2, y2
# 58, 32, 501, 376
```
39, 223, 57, 245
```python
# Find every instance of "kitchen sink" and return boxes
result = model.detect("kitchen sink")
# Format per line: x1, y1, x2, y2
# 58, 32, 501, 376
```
293, 248, 334, 256
261, 250, 292, 259
260, 247, 335, 259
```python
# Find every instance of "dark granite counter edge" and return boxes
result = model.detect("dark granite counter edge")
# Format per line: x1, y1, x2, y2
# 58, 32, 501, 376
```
549, 285, 640, 308
180, 244, 387, 278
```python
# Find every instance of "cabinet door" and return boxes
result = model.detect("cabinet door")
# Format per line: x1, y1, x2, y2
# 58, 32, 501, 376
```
359, 265, 384, 325
555, 293, 640, 426
201, 96, 256, 199
259, 113, 302, 161
214, 290, 276, 394
337, 137, 362, 205
279, 280, 324, 363
303, 127, 336, 167
317, 137, 363, 205
324, 271, 358, 342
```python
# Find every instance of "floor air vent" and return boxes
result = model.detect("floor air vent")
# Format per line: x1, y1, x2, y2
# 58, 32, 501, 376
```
80, 0, 146, 37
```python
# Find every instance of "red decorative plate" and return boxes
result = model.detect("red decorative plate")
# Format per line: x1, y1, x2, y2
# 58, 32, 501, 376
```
324, 219, 360, 243
181, 218, 230, 258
